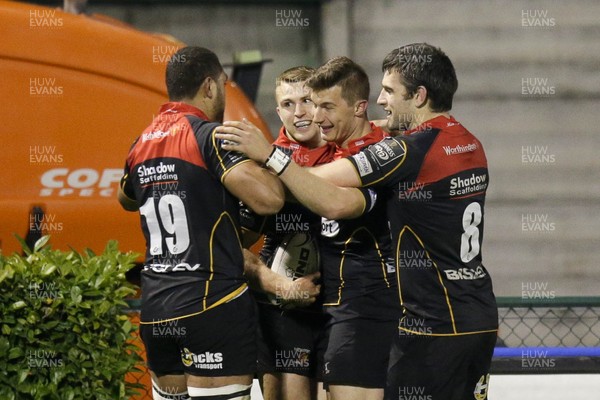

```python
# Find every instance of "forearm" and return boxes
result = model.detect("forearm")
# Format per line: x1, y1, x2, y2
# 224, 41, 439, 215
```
213, 120, 362, 217
243, 249, 279, 294
244, 169, 285, 215
224, 162, 285, 215
277, 161, 365, 220
308, 160, 362, 188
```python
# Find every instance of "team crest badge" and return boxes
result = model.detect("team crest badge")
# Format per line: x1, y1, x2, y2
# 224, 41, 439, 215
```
181, 347, 193, 367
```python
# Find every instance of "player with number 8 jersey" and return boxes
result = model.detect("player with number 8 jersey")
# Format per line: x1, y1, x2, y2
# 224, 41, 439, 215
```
349, 115, 497, 335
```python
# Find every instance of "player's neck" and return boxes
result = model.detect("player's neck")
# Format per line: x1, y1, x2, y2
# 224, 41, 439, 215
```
409, 111, 450, 130
339, 118, 372, 149
181, 96, 216, 121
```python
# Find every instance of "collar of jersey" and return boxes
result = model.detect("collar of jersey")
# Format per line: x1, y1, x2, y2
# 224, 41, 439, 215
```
406, 115, 460, 135
335, 123, 388, 158
159, 102, 210, 121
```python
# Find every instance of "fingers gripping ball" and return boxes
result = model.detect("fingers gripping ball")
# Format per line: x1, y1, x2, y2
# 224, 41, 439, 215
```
268, 232, 320, 306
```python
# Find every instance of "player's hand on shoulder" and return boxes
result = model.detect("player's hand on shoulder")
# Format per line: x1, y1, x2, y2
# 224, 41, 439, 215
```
215, 118, 273, 163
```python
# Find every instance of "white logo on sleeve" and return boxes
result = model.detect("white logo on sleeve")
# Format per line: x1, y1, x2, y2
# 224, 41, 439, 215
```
352, 153, 373, 177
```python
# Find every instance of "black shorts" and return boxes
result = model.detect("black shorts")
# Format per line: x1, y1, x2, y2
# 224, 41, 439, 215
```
257, 302, 329, 378
322, 317, 397, 388
384, 331, 496, 400
140, 290, 257, 377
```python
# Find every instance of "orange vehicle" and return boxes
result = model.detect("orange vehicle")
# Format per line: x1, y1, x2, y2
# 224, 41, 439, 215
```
0, 1, 270, 256
1, 2, 270, 398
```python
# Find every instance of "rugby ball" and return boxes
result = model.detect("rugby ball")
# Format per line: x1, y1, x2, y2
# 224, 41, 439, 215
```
268, 232, 320, 305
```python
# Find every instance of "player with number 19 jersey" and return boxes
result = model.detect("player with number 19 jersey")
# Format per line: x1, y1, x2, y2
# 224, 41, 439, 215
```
348, 116, 498, 335
121, 102, 251, 324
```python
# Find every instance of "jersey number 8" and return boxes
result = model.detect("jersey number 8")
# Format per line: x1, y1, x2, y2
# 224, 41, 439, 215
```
460, 202, 482, 263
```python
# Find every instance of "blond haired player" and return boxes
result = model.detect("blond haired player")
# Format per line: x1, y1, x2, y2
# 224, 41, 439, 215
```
241, 66, 334, 400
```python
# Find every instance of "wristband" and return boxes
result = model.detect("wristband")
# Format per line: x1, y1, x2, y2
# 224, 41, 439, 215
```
265, 147, 292, 176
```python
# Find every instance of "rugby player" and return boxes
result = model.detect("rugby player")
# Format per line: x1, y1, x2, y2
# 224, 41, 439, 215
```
118, 46, 287, 400
215, 43, 499, 400
241, 66, 334, 400
304, 57, 400, 400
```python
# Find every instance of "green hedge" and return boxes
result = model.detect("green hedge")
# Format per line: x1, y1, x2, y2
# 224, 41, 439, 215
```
0, 236, 143, 400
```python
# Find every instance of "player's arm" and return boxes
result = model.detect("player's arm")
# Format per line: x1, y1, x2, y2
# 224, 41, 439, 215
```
117, 172, 139, 212
215, 120, 365, 219
306, 157, 362, 188
274, 161, 368, 220
221, 162, 285, 215
200, 120, 285, 215
243, 249, 320, 306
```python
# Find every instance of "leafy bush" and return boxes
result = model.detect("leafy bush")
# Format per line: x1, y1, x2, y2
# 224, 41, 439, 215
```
0, 236, 143, 400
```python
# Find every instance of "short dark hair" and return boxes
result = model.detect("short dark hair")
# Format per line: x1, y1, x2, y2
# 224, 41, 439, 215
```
306, 56, 369, 105
166, 46, 223, 101
382, 43, 457, 112
276, 66, 315, 87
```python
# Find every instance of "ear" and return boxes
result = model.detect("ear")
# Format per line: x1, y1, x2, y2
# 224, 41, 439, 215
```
354, 100, 368, 117
414, 86, 428, 108
202, 76, 216, 99
275, 106, 283, 122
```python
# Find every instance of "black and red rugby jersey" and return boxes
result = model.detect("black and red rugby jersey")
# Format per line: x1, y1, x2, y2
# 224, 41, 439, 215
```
241, 127, 336, 308
320, 125, 400, 321
121, 102, 251, 323
347, 116, 498, 334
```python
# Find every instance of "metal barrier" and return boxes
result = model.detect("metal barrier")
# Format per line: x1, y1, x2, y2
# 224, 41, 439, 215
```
493, 297, 600, 374
496, 297, 600, 347
125, 297, 600, 398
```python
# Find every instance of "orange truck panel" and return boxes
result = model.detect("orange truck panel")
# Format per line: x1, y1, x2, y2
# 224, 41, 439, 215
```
1, 3, 271, 398
0, 1, 271, 256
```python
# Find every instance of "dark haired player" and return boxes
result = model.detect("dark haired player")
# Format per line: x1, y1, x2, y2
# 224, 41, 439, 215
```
304, 56, 400, 400
118, 46, 287, 400
215, 43, 498, 400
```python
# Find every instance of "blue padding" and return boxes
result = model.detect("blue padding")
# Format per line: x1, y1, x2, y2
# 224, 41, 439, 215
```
494, 347, 600, 358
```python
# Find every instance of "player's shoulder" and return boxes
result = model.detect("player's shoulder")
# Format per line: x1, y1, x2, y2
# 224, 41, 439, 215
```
185, 114, 220, 135
365, 136, 409, 159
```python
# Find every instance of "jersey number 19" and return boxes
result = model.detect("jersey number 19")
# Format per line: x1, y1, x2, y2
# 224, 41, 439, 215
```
140, 194, 190, 255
